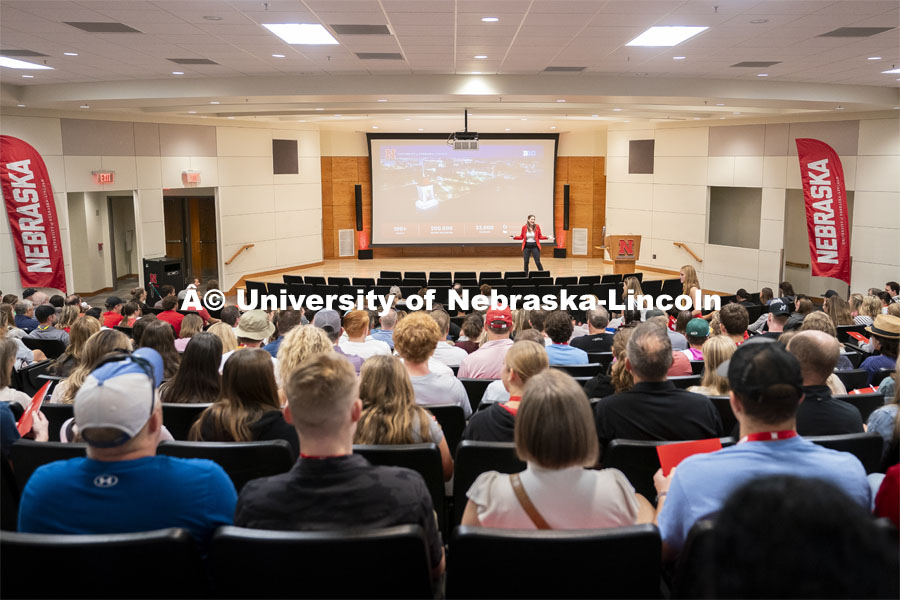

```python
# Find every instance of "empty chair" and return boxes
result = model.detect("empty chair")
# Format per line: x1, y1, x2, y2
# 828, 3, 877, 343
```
352, 277, 376, 288
806, 433, 883, 474
641, 279, 662, 297
455, 271, 477, 280
632, 272, 644, 282
600, 274, 623, 285
21, 338, 66, 360
510, 285, 536, 297
353, 443, 446, 535
555, 276, 578, 286
459, 378, 496, 413
528, 270, 551, 279
16, 359, 56, 396
504, 271, 526, 279
453, 441, 525, 524
380, 270, 403, 279
690, 360, 705, 375
39, 403, 74, 443
479, 271, 501, 281
304, 275, 326, 285
670, 375, 702, 389
2, 528, 206, 599
210, 525, 434, 599
660, 278, 683, 298
709, 396, 737, 435
447, 524, 662, 599
11, 440, 87, 491
266, 282, 287, 296
745, 304, 763, 323
161, 403, 211, 441
244, 280, 268, 299
836, 325, 869, 345
404, 271, 427, 280
430, 271, 452, 279
282, 274, 304, 285
327, 276, 350, 287
427, 405, 466, 456
834, 369, 870, 391
156, 440, 293, 492
843, 350, 864, 369
550, 363, 603, 377
377, 278, 400, 287
567, 284, 591, 298
833, 393, 885, 423
113, 325, 134, 338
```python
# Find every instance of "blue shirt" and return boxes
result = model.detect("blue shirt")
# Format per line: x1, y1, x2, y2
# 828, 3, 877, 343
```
860, 354, 896, 385
18, 455, 237, 545
370, 329, 394, 350
658, 436, 870, 551
14, 315, 38, 332
546, 343, 589, 365
0, 402, 20, 458
263, 336, 283, 358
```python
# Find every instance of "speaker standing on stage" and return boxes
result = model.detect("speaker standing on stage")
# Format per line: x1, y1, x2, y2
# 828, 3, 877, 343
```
511, 215, 550, 274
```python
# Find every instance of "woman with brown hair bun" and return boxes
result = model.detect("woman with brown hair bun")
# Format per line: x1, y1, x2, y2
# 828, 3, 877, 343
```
190, 348, 298, 457
355, 355, 453, 480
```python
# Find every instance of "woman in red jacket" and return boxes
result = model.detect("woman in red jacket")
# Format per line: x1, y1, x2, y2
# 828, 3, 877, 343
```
510, 214, 550, 274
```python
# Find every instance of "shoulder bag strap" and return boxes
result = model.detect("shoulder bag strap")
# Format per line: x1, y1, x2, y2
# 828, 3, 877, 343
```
509, 472, 551, 530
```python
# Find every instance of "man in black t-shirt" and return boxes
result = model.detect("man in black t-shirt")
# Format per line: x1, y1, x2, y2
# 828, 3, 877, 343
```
593, 321, 722, 449
571, 307, 614, 353
234, 354, 444, 578
788, 330, 863, 436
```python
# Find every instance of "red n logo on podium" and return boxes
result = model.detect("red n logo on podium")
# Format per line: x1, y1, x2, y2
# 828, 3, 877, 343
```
617, 238, 635, 257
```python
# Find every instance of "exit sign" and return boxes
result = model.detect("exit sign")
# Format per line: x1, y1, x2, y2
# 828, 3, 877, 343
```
92, 170, 115, 184
183, 170, 201, 184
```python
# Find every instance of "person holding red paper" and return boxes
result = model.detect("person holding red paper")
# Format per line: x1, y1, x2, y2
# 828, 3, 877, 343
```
510, 214, 551, 274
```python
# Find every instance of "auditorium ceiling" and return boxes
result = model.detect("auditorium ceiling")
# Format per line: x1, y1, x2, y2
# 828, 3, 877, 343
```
1, 0, 898, 127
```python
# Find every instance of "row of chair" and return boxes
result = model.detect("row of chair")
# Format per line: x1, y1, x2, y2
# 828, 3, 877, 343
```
281, 270, 640, 286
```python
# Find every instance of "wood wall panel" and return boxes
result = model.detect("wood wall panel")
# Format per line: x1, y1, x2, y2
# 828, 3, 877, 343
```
320, 155, 606, 260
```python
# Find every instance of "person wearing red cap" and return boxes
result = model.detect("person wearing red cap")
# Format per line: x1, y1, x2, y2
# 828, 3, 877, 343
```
458, 306, 515, 379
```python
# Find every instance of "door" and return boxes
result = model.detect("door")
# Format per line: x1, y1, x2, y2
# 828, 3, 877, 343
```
164, 196, 218, 282
108, 196, 138, 286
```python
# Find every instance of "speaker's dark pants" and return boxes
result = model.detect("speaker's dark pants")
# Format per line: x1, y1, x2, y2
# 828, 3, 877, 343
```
523, 243, 543, 273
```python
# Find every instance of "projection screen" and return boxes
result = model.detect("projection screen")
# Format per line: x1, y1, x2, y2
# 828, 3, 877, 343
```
368, 135, 558, 245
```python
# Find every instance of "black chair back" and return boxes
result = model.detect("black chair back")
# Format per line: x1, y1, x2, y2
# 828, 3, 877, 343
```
328, 276, 350, 286
690, 360, 705, 375
661, 278, 683, 298
305, 275, 326, 285
832, 393, 884, 423
550, 363, 603, 377
21, 338, 66, 360
161, 403, 211, 440
579, 275, 602, 285
604, 438, 735, 502
555, 276, 578, 286
10, 440, 87, 491
448, 524, 662, 599
670, 374, 701, 389
426, 405, 465, 455
353, 443, 446, 535
836, 325, 869, 345
114, 325, 134, 338
834, 369, 870, 392
806, 433, 884, 474
459, 378, 496, 413
642, 279, 662, 297
844, 350, 864, 368
17, 359, 56, 396
745, 304, 763, 322
40, 402, 74, 442
453, 441, 525, 524
872, 369, 894, 387
380, 270, 402, 279
708, 396, 737, 434
282, 274, 304, 285
266, 282, 287, 296
210, 525, 433, 599
528, 270, 550, 279
156, 440, 293, 492
1, 528, 206, 599
587, 352, 615, 370
600, 274, 622, 285
244, 280, 268, 300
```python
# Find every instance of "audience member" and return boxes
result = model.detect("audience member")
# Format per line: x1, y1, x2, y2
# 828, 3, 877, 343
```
747, 288, 775, 333
118, 301, 141, 329
24, 305, 70, 346
861, 315, 900, 384
311, 309, 363, 373
479, 330, 548, 405
680, 318, 709, 361
681, 265, 701, 313
152, 284, 175, 309
139, 320, 180, 380
57, 305, 81, 332
458, 307, 515, 379
687, 336, 737, 397
20, 288, 36, 302
463, 369, 653, 529
355, 355, 453, 479
48, 294, 64, 309
101, 296, 125, 329
233, 354, 445, 579
191, 348, 298, 456
543, 310, 588, 365
85, 307, 102, 321
263, 310, 303, 358
207, 321, 238, 354
875, 464, 899, 528
734, 289, 755, 308
130, 287, 150, 314
51, 316, 101, 378
654, 340, 871, 555
718, 303, 749, 345
778, 281, 796, 309
2, 294, 19, 307
276, 324, 334, 385
369, 308, 397, 349
854, 294, 882, 326
876, 290, 893, 313
0, 338, 31, 408
797, 311, 854, 372
131, 314, 156, 348
784, 297, 813, 331
18, 348, 237, 544
887, 281, 900, 303
53, 329, 131, 403
823, 294, 852, 326
867, 356, 900, 463
673, 309, 693, 338
570, 307, 613, 353
220, 310, 279, 381
593, 321, 722, 448
462, 340, 548, 443
174, 313, 203, 352
14, 300, 38, 332
339, 310, 391, 360
394, 312, 471, 417
648, 308, 688, 351
156, 296, 184, 337
455, 314, 483, 354
527, 310, 548, 338
429, 310, 467, 367
159, 332, 222, 405
757, 298, 790, 339
1, 304, 24, 340
787, 331, 863, 436
586, 327, 634, 399
220, 305, 241, 327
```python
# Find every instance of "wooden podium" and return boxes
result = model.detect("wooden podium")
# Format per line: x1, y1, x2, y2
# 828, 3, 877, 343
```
605, 235, 642, 275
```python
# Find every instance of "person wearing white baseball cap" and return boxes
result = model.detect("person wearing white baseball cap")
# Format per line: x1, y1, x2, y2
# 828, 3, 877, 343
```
17, 347, 237, 544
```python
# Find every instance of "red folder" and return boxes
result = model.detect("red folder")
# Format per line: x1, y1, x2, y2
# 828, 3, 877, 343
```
847, 331, 870, 345
16, 381, 51, 437
657, 438, 722, 476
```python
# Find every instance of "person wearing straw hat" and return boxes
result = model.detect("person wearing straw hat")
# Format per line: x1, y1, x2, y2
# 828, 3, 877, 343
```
860, 314, 900, 385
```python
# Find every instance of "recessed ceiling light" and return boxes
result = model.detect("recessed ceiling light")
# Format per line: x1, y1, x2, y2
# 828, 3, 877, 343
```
203, 16, 223, 21
210, 101, 220, 104
16, 104, 25, 107
693, 117, 701, 120
556, 99, 566, 102
719, 117, 726, 120
550, 126, 557, 129
417, 128, 424, 131
21, 74, 34, 78
172, 71, 184, 75
757, 73, 768, 77
591, 114, 599, 117
868, 56, 882, 60
64, 52, 78, 56
505, 128, 511, 131
377, 99, 387, 102
626, 26, 708, 47
334, 114, 341, 117
750, 19, 768, 24
733, 111, 741, 115
80, 104, 89, 109
227, 116, 235, 119
315, 107, 324, 110
521, 118, 527, 121
372, 125, 378, 129
612, 108, 622, 111
835, 106, 845, 110
673, 56, 686, 60
474, 55, 487, 59
715, 103, 725, 106
263, 23, 339, 45
188, 111, 197, 114
881, 67, 900, 74
0, 57, 54, 70
272, 54, 285, 58
481, 17, 499, 22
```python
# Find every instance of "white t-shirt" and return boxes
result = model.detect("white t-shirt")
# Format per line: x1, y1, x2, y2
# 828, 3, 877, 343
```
339, 339, 392, 361
467, 463, 639, 529
480, 379, 509, 405
432, 341, 468, 367
409, 372, 472, 418
1, 386, 32, 408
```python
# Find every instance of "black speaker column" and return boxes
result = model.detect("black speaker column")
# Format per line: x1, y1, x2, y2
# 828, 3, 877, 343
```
354, 184, 363, 231
563, 184, 570, 230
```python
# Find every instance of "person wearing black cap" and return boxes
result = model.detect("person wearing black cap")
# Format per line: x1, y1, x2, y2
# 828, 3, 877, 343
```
758, 298, 790, 340
101, 296, 125, 329
653, 339, 871, 557
24, 305, 70, 346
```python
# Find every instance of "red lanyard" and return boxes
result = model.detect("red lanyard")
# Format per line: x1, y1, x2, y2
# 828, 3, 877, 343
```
739, 430, 797, 444
500, 396, 521, 416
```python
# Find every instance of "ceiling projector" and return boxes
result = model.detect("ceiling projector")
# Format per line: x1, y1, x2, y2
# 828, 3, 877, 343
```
447, 109, 478, 150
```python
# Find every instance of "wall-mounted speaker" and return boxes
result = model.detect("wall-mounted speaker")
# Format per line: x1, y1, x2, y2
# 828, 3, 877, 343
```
354, 185, 363, 231
563, 184, 570, 231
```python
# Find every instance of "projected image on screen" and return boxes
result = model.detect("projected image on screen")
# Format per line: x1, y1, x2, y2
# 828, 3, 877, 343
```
370, 137, 557, 245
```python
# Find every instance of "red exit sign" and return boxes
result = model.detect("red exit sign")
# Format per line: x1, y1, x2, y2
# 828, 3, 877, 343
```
182, 170, 201, 184
92, 170, 115, 184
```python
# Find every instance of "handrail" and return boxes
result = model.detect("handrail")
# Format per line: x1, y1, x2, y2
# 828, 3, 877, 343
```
672, 242, 702, 263
785, 260, 810, 269
225, 244, 254, 266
